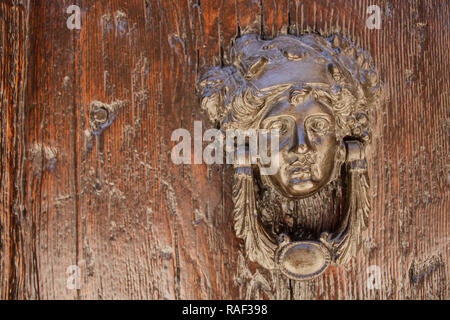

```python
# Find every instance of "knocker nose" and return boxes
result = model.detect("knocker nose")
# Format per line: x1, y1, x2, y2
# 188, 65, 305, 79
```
297, 144, 308, 154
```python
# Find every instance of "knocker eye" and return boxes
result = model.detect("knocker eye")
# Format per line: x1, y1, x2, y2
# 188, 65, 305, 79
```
305, 116, 331, 136
263, 118, 290, 136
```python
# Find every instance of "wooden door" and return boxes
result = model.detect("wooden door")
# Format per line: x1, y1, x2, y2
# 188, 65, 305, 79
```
1, 0, 448, 300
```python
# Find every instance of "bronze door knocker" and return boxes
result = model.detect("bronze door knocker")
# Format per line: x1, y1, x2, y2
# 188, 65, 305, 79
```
199, 33, 381, 280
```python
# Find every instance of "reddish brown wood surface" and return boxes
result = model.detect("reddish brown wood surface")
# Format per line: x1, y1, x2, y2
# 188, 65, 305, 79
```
1, 0, 448, 299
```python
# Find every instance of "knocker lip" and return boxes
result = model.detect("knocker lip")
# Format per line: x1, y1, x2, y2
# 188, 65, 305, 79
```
276, 240, 331, 281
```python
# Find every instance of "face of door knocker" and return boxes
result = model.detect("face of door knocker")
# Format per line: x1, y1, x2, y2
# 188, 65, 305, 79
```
198, 33, 381, 280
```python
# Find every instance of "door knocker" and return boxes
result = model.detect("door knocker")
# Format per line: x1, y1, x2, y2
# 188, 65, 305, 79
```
198, 33, 381, 280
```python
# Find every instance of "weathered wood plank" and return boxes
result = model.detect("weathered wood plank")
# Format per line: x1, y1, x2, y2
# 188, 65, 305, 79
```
0, 0, 28, 300
22, 0, 79, 299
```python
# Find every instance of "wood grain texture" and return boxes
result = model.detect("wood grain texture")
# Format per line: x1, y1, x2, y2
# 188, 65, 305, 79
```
1, 0, 448, 299
1, 0, 28, 299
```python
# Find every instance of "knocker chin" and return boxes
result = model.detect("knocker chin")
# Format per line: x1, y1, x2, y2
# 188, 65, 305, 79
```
198, 33, 381, 281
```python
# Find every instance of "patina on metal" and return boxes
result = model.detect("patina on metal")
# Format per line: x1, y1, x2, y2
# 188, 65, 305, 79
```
198, 33, 381, 280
